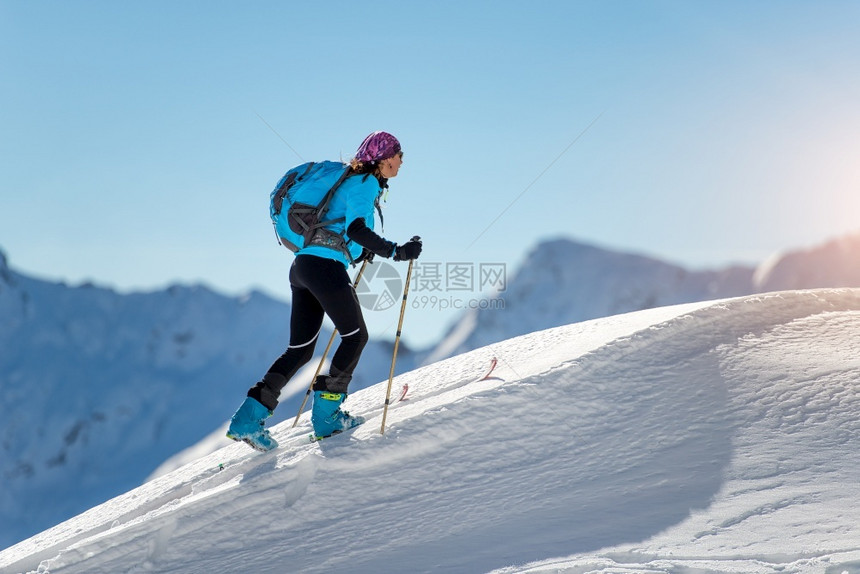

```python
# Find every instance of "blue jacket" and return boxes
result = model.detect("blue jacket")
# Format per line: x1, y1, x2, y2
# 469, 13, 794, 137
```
297, 172, 385, 267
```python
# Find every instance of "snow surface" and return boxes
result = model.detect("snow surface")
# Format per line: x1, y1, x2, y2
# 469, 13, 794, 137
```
2, 289, 859, 574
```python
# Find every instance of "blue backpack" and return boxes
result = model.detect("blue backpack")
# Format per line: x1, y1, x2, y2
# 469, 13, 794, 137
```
269, 161, 353, 257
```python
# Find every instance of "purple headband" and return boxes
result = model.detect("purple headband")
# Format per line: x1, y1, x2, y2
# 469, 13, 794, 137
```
355, 131, 401, 164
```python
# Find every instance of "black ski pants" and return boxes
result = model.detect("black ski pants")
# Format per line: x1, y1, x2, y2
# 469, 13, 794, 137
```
248, 255, 368, 411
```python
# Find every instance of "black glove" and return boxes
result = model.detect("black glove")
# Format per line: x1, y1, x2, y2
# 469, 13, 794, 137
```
393, 237, 422, 261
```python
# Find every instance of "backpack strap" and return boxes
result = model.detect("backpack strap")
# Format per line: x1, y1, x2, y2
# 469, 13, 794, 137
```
286, 164, 351, 236
315, 166, 353, 222
303, 166, 358, 264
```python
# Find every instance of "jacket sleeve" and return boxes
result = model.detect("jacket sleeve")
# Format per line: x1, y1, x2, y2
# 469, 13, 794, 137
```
347, 218, 396, 258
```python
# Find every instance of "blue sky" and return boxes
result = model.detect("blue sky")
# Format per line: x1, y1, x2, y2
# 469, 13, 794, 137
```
2, 1, 859, 347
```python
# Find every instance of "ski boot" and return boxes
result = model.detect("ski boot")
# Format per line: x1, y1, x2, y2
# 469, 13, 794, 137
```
226, 397, 279, 452
311, 391, 365, 440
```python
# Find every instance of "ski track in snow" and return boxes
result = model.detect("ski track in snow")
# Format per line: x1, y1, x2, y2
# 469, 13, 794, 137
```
2, 290, 860, 573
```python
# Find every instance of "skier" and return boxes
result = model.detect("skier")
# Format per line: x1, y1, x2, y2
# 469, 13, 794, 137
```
227, 131, 422, 450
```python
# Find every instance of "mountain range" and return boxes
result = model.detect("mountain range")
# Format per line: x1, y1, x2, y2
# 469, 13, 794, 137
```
424, 232, 860, 361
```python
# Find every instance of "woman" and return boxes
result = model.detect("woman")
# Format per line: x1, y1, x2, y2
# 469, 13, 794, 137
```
227, 131, 422, 450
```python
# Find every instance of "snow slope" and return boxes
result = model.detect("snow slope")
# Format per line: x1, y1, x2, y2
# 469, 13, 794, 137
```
4, 232, 859, 548
2, 289, 859, 574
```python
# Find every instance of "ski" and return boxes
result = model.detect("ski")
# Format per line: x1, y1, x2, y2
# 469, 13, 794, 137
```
308, 425, 360, 443
308, 430, 343, 443
393, 356, 501, 406
477, 356, 499, 381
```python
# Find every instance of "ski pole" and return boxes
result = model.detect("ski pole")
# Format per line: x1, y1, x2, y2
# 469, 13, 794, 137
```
380, 237, 420, 434
291, 258, 369, 428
